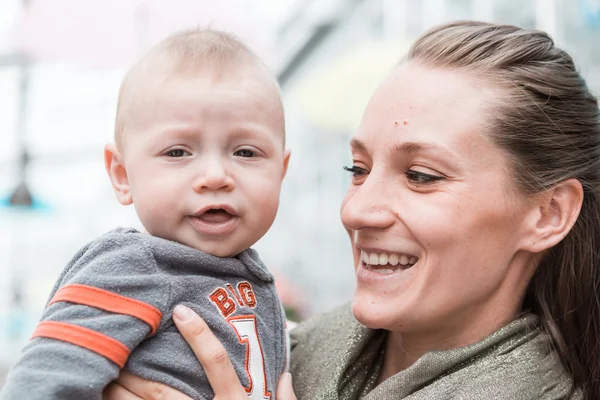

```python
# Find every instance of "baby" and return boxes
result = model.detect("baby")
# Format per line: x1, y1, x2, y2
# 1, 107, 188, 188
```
1, 29, 290, 400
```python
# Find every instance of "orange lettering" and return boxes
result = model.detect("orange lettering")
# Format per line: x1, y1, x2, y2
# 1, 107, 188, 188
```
227, 284, 244, 306
209, 288, 236, 318
238, 282, 256, 308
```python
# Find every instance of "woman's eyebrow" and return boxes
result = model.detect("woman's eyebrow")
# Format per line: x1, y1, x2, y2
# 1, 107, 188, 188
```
349, 138, 367, 152
350, 138, 459, 166
391, 141, 456, 159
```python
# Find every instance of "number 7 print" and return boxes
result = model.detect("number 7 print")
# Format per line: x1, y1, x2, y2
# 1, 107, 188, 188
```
229, 315, 272, 400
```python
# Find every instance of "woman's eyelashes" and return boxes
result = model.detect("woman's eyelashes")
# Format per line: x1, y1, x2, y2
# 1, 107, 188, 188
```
343, 165, 368, 176
405, 169, 444, 184
344, 165, 444, 185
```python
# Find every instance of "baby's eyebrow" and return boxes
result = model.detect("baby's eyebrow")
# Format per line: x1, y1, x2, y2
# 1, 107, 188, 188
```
158, 126, 201, 138
228, 126, 282, 147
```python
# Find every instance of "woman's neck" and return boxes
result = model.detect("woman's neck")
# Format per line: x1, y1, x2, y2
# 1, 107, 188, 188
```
377, 309, 519, 384
375, 254, 537, 384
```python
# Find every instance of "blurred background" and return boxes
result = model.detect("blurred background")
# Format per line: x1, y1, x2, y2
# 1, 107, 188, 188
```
0, 0, 599, 383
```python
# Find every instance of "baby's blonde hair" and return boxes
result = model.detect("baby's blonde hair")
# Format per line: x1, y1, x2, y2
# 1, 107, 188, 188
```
114, 29, 281, 148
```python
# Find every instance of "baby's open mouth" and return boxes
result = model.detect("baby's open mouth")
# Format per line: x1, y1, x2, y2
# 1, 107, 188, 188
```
194, 208, 235, 223
188, 206, 240, 236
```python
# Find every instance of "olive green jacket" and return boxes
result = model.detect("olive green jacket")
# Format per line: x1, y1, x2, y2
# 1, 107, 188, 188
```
290, 305, 582, 400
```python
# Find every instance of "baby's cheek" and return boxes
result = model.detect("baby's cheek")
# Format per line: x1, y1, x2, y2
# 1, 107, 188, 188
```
252, 179, 282, 205
248, 188, 281, 234
257, 193, 280, 221
135, 191, 174, 230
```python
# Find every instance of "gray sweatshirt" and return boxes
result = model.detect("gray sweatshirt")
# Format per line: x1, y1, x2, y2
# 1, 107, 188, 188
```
1, 228, 288, 400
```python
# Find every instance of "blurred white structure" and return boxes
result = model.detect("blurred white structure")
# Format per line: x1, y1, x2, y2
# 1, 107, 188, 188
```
1, 0, 599, 382
11, 0, 276, 69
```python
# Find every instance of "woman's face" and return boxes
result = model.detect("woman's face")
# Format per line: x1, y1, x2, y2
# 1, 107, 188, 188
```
341, 63, 533, 337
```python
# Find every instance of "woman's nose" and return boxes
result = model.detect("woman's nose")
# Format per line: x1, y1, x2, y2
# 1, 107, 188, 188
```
192, 158, 235, 193
340, 176, 395, 231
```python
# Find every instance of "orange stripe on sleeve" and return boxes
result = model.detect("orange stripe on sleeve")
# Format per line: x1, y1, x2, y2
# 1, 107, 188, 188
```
49, 284, 163, 335
32, 321, 130, 368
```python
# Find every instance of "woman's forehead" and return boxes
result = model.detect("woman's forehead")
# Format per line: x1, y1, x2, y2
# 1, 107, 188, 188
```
357, 64, 495, 140
375, 63, 491, 115
352, 63, 504, 170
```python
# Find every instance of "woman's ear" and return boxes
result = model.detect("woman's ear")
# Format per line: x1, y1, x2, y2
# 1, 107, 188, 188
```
520, 178, 583, 253
104, 143, 133, 205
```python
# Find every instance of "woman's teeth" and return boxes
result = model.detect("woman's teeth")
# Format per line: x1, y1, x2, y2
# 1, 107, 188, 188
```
361, 250, 417, 273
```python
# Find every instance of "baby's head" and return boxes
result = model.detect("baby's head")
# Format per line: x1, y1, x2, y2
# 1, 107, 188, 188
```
105, 29, 289, 257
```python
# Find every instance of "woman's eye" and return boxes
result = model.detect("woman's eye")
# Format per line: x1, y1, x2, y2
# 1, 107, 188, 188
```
234, 149, 256, 158
166, 149, 190, 157
343, 165, 368, 176
406, 170, 444, 184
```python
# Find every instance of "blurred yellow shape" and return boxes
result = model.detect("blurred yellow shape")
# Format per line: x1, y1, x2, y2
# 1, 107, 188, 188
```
290, 40, 412, 133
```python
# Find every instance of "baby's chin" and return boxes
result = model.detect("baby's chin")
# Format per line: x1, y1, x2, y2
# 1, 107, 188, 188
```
198, 247, 241, 258
144, 229, 243, 257
184, 240, 242, 258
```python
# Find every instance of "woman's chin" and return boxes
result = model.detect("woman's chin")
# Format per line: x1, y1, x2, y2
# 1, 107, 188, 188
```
351, 293, 399, 330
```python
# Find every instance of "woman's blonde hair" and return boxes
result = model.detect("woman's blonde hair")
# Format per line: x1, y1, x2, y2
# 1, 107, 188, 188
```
408, 21, 600, 398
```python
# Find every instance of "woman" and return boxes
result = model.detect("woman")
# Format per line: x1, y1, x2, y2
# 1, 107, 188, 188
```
105, 21, 600, 399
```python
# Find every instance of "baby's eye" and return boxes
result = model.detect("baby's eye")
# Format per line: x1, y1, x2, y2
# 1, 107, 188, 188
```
166, 149, 190, 157
234, 149, 256, 158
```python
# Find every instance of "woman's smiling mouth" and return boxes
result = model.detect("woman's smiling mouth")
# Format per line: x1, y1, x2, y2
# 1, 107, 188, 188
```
359, 249, 418, 274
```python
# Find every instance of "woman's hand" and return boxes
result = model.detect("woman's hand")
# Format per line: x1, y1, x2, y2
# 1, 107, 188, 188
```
171, 304, 255, 399
172, 305, 296, 399
103, 370, 192, 399
103, 304, 296, 399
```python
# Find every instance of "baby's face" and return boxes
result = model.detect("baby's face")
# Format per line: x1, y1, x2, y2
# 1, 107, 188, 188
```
119, 70, 288, 257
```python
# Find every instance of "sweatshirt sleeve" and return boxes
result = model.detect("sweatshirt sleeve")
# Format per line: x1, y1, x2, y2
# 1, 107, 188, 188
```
0, 231, 171, 400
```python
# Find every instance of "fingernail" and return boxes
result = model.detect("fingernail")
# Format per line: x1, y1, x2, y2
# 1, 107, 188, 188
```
283, 372, 292, 385
173, 304, 193, 321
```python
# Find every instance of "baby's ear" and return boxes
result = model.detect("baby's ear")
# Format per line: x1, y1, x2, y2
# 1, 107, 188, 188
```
281, 149, 291, 180
104, 143, 132, 205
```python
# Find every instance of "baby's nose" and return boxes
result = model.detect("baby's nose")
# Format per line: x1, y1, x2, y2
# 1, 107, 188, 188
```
192, 160, 235, 192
